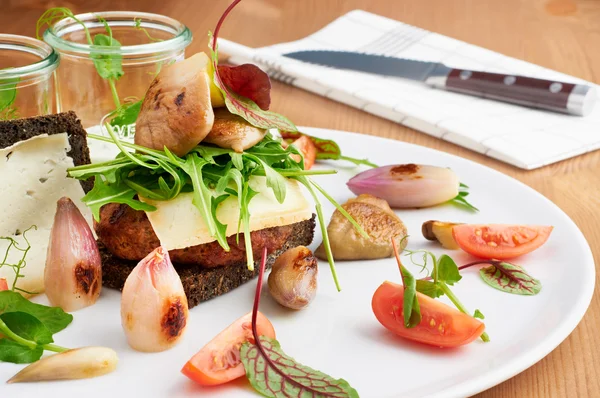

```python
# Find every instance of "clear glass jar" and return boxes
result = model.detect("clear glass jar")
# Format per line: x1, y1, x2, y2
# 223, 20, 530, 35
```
43, 11, 192, 129
0, 34, 59, 120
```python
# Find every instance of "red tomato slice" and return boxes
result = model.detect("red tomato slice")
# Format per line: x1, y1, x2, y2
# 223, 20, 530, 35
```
0, 278, 7, 291
452, 224, 553, 259
291, 135, 317, 170
372, 281, 485, 348
181, 312, 275, 386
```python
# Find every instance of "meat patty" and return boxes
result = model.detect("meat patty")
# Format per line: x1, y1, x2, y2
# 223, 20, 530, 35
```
95, 203, 293, 268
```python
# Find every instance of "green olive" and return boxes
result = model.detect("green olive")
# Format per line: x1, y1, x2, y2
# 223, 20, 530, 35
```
268, 246, 318, 310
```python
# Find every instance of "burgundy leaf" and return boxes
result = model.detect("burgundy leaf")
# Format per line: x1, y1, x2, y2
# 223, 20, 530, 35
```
479, 261, 541, 295
218, 64, 271, 110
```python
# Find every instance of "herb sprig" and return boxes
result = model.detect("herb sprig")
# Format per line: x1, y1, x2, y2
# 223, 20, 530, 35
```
240, 248, 359, 397
449, 182, 479, 212
0, 76, 19, 121
0, 226, 37, 295
68, 125, 367, 291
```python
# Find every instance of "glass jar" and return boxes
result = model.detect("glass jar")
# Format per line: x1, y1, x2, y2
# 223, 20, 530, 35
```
0, 34, 59, 120
43, 11, 192, 130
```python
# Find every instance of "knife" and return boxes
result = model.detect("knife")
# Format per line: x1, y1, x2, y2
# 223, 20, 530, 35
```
283, 50, 596, 116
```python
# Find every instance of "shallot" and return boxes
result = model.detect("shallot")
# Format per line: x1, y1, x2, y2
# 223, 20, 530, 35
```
268, 246, 318, 310
121, 246, 188, 352
45, 197, 101, 312
347, 164, 460, 208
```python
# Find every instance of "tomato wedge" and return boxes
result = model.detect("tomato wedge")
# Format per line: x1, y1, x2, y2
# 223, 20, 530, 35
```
181, 312, 275, 386
0, 278, 7, 291
291, 135, 317, 170
372, 281, 485, 348
452, 224, 553, 259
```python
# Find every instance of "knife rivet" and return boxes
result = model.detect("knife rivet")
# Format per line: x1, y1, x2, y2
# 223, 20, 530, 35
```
459, 70, 472, 80
504, 76, 516, 85
549, 82, 563, 93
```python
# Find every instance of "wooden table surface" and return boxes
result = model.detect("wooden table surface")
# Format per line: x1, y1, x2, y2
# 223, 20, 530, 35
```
4, 0, 599, 396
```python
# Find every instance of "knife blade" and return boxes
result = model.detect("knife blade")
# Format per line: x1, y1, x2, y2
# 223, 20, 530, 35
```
283, 50, 596, 116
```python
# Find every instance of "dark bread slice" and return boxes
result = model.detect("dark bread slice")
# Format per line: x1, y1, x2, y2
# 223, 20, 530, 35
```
0, 111, 92, 192
101, 215, 316, 308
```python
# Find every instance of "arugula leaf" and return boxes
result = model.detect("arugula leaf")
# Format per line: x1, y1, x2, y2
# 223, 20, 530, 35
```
0, 339, 43, 364
91, 34, 124, 80
242, 336, 359, 398
1, 312, 53, 345
246, 155, 286, 204
82, 178, 156, 222
391, 239, 421, 328
449, 184, 479, 212
480, 261, 541, 295
0, 291, 72, 334
437, 255, 462, 285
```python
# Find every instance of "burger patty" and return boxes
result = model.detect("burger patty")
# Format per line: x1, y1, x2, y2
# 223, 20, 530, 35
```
95, 203, 294, 268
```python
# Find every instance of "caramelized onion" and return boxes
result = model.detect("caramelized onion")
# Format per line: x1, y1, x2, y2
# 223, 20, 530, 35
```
45, 197, 101, 312
347, 164, 459, 208
121, 246, 188, 352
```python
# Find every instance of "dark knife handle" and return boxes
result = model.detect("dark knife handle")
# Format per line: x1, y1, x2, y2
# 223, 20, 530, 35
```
430, 69, 596, 116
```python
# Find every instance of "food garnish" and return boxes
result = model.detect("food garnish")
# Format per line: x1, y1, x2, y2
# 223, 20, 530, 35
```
240, 248, 359, 397
0, 76, 19, 121
422, 220, 462, 249
45, 197, 101, 312
280, 131, 377, 168
315, 194, 408, 260
456, 259, 542, 296
0, 225, 37, 295
449, 182, 479, 212
347, 164, 478, 211
268, 246, 318, 310
453, 224, 553, 259
121, 246, 188, 352
0, 290, 72, 364
286, 135, 317, 170
181, 312, 276, 386
7, 346, 118, 383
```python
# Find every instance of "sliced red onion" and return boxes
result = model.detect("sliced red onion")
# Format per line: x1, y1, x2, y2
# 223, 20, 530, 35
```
347, 164, 459, 208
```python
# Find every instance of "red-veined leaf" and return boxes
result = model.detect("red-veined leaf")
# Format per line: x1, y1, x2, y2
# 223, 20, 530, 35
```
240, 248, 359, 398
210, 0, 297, 132
479, 261, 541, 295
218, 64, 271, 110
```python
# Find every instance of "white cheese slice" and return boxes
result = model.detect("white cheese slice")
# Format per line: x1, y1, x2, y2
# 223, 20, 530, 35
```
0, 133, 91, 295
141, 176, 313, 250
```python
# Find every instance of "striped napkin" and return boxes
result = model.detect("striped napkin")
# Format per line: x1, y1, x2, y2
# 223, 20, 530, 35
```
218, 10, 600, 170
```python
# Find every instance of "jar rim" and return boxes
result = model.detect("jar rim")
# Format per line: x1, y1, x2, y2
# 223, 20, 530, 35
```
43, 11, 193, 56
0, 34, 59, 82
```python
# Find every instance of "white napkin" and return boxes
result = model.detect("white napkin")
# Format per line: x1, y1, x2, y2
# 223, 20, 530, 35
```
218, 10, 600, 170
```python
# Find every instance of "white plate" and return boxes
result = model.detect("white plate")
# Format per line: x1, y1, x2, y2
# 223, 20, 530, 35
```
0, 128, 595, 398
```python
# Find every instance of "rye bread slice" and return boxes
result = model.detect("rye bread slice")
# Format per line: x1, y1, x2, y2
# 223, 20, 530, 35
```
101, 215, 316, 308
0, 111, 92, 192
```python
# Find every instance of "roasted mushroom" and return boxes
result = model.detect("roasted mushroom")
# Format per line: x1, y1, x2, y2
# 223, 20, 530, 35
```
135, 53, 215, 156
268, 246, 318, 310
203, 108, 267, 153
315, 194, 408, 260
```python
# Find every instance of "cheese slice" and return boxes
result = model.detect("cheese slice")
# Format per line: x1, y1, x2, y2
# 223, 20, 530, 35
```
141, 176, 313, 250
0, 133, 91, 295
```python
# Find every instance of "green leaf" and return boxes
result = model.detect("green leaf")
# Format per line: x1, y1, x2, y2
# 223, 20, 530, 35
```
241, 336, 359, 398
0, 312, 53, 345
449, 183, 479, 212
0, 291, 72, 334
473, 309, 485, 319
398, 260, 421, 328
0, 77, 18, 114
252, 156, 287, 204
480, 262, 541, 295
0, 339, 42, 364
415, 280, 444, 299
91, 34, 124, 80
110, 100, 142, 128
231, 152, 244, 170
82, 177, 156, 222
437, 255, 462, 285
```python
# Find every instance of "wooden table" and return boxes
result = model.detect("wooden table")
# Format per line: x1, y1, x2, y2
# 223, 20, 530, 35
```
5, 0, 599, 396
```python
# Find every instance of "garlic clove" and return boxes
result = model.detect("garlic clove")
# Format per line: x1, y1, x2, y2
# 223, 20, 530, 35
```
7, 346, 118, 383
44, 197, 101, 312
347, 164, 459, 208
121, 246, 188, 352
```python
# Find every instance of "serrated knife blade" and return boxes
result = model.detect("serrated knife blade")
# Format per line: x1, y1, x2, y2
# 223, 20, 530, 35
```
282, 50, 596, 116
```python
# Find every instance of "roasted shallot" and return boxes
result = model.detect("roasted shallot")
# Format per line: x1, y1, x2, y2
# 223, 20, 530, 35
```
44, 197, 101, 312
121, 246, 189, 352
